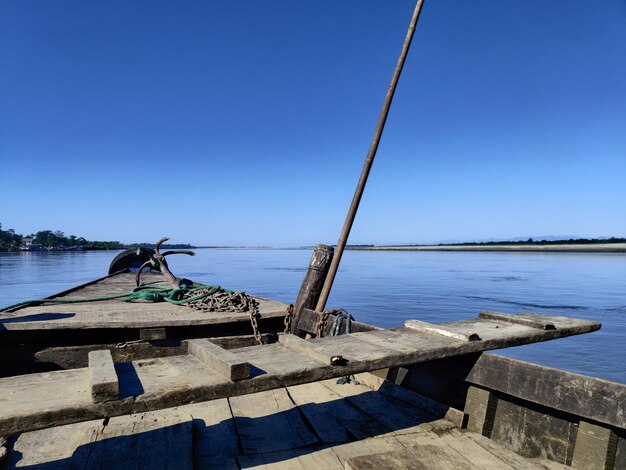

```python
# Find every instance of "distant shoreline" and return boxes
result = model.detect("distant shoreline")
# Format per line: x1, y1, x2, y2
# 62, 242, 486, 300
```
347, 243, 626, 253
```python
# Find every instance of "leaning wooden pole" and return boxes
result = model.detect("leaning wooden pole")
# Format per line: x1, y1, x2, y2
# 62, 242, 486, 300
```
315, 0, 426, 312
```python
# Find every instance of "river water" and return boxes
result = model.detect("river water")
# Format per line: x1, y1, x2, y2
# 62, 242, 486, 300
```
1, 249, 624, 384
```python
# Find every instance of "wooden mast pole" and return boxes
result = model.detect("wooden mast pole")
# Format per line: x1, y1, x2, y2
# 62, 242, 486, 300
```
315, 0, 426, 312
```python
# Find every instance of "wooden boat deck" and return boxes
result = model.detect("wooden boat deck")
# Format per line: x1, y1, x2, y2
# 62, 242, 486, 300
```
0, 272, 289, 330
0, 312, 599, 436
1, 378, 571, 469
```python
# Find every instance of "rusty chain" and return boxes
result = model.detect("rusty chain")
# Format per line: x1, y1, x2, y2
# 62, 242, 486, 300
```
180, 288, 265, 345
183, 289, 253, 313
316, 310, 331, 338
283, 304, 294, 334
248, 299, 263, 345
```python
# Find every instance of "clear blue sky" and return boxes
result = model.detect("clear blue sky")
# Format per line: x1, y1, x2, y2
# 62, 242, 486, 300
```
1, 1, 625, 246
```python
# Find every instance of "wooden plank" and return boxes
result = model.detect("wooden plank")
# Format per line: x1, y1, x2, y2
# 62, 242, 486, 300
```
479, 311, 556, 330
439, 429, 521, 470
229, 388, 319, 454
571, 421, 618, 470
0, 314, 602, 436
0, 296, 287, 330
465, 386, 498, 436
281, 334, 404, 366
405, 319, 481, 341
0, 271, 289, 330
237, 447, 344, 470
3, 419, 102, 469
321, 379, 437, 434
4, 409, 193, 469
463, 354, 625, 430
187, 338, 250, 381
461, 430, 553, 469
356, 372, 464, 428
279, 334, 336, 365
176, 399, 239, 461
140, 327, 167, 340
367, 443, 481, 469
297, 308, 377, 337
83, 409, 193, 469
331, 436, 406, 467
88, 350, 119, 403
287, 381, 393, 443
344, 426, 551, 470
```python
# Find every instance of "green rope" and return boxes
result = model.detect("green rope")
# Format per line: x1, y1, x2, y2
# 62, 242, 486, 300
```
0, 284, 228, 313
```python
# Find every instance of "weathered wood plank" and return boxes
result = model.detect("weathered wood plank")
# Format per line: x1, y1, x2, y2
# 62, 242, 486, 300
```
463, 354, 625, 430
0, 313, 602, 436
279, 334, 336, 365
343, 440, 477, 470
237, 446, 344, 470
287, 381, 392, 443
331, 436, 406, 466
356, 372, 464, 428
571, 421, 618, 470
187, 338, 250, 381
229, 388, 318, 454
4, 409, 193, 469
321, 379, 436, 434
479, 311, 556, 330
3, 419, 102, 469
461, 430, 554, 469
439, 429, 521, 470
88, 350, 119, 403
176, 399, 239, 461
405, 319, 481, 341
465, 386, 498, 436
84, 409, 194, 469
0, 271, 289, 330
140, 327, 167, 340
296, 308, 377, 337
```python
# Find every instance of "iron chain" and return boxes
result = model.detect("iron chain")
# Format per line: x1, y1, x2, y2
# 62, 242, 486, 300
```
248, 299, 263, 345
283, 304, 294, 334
316, 311, 331, 338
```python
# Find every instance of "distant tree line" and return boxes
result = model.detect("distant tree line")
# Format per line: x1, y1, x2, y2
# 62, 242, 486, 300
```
443, 237, 626, 247
0, 223, 195, 251
123, 243, 195, 250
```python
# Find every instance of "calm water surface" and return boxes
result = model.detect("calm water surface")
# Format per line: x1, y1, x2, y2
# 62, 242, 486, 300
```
1, 249, 624, 383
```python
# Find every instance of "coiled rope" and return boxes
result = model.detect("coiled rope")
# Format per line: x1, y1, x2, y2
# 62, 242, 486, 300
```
0, 284, 246, 313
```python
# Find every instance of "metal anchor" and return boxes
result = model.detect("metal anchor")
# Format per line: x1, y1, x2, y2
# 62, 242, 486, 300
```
135, 237, 195, 288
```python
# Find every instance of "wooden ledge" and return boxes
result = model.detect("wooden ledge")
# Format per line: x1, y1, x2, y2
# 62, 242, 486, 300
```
404, 320, 481, 342
88, 350, 119, 403
186, 339, 250, 381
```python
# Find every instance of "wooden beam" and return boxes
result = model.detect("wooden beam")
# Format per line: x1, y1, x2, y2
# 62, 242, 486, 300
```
405, 319, 481, 342
186, 339, 249, 381
571, 421, 618, 470
464, 386, 498, 437
0, 313, 601, 436
291, 245, 334, 337
140, 328, 167, 340
279, 334, 337, 365
478, 312, 556, 330
462, 354, 625, 430
296, 308, 377, 337
88, 350, 118, 403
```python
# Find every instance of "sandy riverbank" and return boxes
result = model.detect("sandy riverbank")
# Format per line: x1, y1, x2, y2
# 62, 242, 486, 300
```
348, 243, 626, 253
